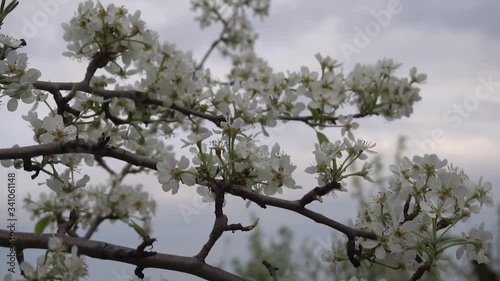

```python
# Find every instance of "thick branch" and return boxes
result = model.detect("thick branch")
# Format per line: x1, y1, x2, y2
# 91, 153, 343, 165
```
16, 248, 25, 277
33, 81, 225, 126
0, 139, 375, 240
34, 80, 374, 128
0, 139, 157, 170
0, 140, 376, 241
0, 140, 377, 278
0, 230, 249, 281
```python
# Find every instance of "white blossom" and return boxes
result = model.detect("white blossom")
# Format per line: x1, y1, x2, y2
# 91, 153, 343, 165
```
157, 154, 195, 194
40, 115, 77, 143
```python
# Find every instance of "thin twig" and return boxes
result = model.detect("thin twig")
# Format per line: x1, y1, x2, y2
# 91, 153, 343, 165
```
56, 209, 78, 236
195, 191, 228, 261
195, 29, 226, 71
408, 263, 431, 281
228, 184, 377, 240
262, 260, 279, 281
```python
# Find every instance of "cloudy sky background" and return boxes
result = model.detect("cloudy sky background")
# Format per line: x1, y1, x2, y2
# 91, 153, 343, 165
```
1, 0, 500, 280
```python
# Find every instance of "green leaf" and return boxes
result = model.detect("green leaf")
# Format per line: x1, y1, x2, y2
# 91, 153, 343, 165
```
309, 107, 321, 122
128, 219, 149, 238
34, 216, 51, 234
68, 83, 78, 99
0, 0, 19, 27
261, 125, 269, 137
316, 132, 329, 144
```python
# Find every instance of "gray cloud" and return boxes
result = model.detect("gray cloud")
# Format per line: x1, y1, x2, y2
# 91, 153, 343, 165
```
1, 1, 499, 280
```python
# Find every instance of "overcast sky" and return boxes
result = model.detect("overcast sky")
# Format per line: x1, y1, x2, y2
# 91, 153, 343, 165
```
1, 1, 500, 280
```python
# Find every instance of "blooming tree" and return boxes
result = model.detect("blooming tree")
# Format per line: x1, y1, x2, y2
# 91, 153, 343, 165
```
0, 1, 495, 281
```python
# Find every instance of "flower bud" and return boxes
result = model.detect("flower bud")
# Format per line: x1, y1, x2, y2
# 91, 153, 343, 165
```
461, 207, 471, 217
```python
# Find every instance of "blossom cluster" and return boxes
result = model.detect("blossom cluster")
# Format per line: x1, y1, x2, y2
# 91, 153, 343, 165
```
205, 55, 427, 130
0, 35, 41, 111
157, 117, 300, 197
192, 0, 269, 58
305, 137, 376, 188
327, 154, 494, 274
6, 0, 428, 174
58, 0, 428, 139
1, 0, 427, 166
347, 60, 426, 120
24, 179, 156, 235
62, 1, 149, 64
3, 237, 87, 281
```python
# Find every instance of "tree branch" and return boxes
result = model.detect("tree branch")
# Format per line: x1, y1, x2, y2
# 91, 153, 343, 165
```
56, 209, 78, 236
33, 81, 225, 126
83, 52, 113, 84
0, 230, 250, 281
83, 214, 118, 240
225, 219, 259, 233
196, 190, 228, 261
0, 140, 376, 242
195, 28, 226, 71
50, 88, 81, 117
227, 185, 377, 240
0, 138, 157, 170
0, 139, 377, 264
299, 181, 342, 207
277, 112, 371, 125
95, 156, 117, 176
0, 138, 376, 242
472, 260, 499, 281
262, 260, 279, 281
408, 263, 431, 281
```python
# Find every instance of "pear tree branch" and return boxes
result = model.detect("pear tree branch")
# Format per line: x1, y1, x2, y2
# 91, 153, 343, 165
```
0, 230, 250, 281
